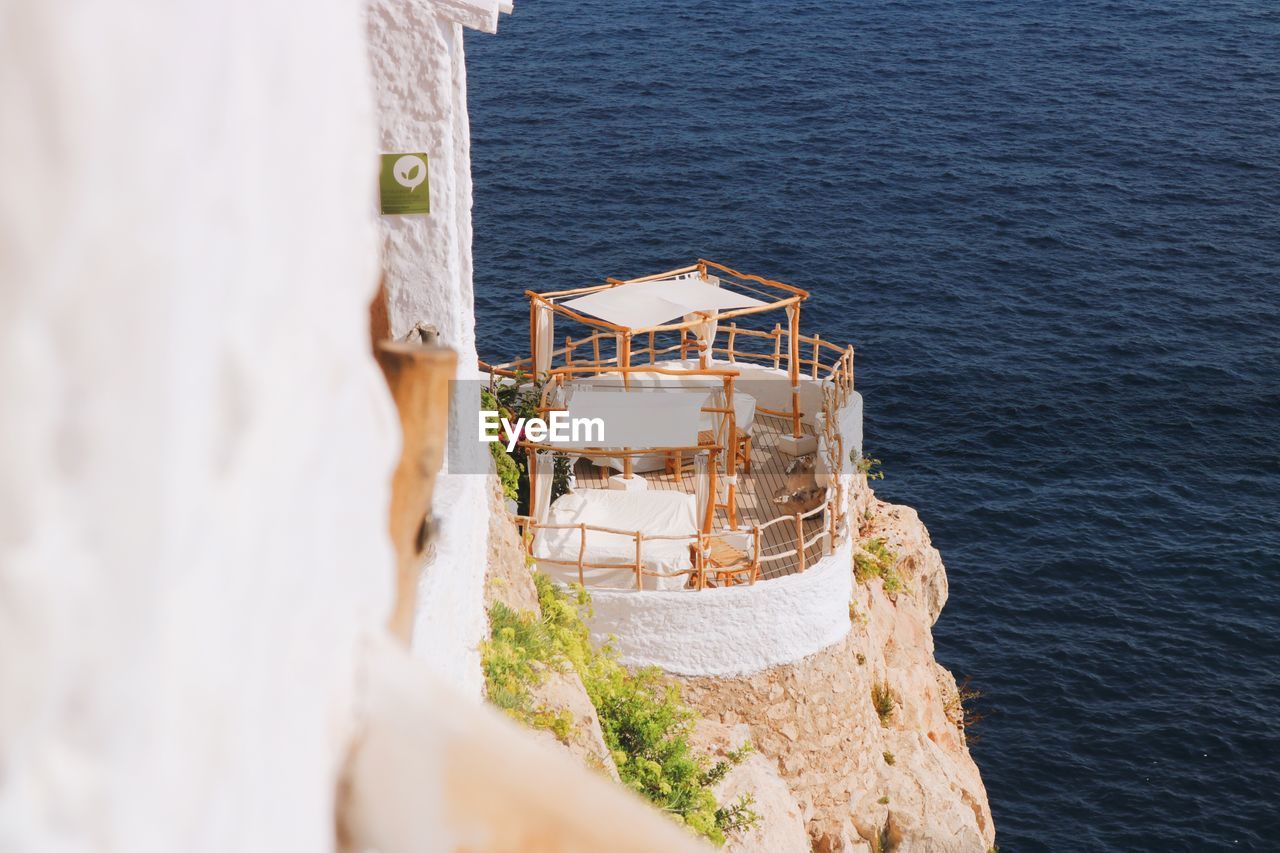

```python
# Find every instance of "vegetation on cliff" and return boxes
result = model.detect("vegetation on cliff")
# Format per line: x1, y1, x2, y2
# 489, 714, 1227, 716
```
854, 537, 905, 595
482, 571, 758, 845
481, 382, 570, 508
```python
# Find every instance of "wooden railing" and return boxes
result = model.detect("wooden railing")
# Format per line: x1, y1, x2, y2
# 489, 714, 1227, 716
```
511, 491, 838, 591
754, 499, 835, 576
513, 516, 719, 589
482, 323, 853, 404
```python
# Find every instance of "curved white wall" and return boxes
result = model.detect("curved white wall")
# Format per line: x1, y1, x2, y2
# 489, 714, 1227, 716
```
585, 539, 853, 677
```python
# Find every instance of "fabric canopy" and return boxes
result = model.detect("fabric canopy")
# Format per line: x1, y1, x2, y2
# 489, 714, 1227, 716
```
559, 278, 766, 331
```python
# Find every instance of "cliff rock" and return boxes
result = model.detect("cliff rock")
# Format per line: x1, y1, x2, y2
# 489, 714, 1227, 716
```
678, 482, 995, 851
690, 719, 811, 853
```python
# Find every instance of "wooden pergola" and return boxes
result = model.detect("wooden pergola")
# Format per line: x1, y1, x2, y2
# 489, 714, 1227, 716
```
526, 259, 811, 440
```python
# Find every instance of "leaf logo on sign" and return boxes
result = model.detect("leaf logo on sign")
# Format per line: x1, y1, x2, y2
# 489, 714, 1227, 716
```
393, 155, 427, 192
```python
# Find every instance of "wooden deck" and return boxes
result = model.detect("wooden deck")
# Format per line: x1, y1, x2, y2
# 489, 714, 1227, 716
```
572, 413, 829, 581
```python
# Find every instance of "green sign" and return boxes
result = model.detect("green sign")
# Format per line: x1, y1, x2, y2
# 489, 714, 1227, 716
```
379, 153, 430, 215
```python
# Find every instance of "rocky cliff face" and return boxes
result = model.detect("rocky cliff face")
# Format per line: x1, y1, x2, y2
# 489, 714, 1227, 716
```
677, 480, 995, 852
483, 477, 994, 851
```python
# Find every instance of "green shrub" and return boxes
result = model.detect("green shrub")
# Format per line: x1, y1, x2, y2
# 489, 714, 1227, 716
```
483, 381, 570, 511
481, 573, 758, 846
481, 388, 523, 502
852, 451, 885, 481
854, 538, 906, 595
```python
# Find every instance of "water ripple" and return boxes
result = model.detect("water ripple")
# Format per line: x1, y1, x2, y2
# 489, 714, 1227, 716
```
465, 1, 1280, 848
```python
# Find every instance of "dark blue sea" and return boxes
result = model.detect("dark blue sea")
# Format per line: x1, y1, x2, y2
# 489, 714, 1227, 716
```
466, 2, 1280, 848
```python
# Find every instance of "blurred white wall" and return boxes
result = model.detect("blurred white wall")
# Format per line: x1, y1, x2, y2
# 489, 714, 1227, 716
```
0, 1, 397, 850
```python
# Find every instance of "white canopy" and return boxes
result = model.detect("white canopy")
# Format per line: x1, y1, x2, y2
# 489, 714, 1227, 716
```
560, 278, 766, 331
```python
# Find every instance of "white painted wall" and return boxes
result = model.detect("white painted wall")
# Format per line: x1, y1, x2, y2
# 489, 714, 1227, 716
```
0, 1, 395, 850
367, 0, 508, 696
585, 539, 854, 677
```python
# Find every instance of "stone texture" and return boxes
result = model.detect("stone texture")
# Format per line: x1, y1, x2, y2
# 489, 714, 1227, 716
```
677, 479, 995, 852
690, 719, 811, 853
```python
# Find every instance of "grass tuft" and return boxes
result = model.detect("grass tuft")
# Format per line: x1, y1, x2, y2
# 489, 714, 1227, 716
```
871, 680, 897, 726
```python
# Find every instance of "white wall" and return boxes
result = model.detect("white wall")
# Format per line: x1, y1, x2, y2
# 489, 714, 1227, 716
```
367, 0, 506, 698
585, 539, 854, 677
0, 2, 396, 850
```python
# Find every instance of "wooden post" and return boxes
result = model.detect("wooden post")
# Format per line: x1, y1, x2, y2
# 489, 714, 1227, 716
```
700, 537, 709, 590
634, 532, 643, 590
592, 333, 601, 366
529, 299, 539, 377
795, 511, 806, 573
772, 323, 782, 370
648, 330, 655, 364
697, 314, 709, 370
703, 448, 718, 535
812, 333, 821, 379
727, 323, 737, 363
725, 376, 737, 530
680, 328, 688, 361
621, 333, 634, 480
375, 341, 457, 647
827, 500, 836, 555
565, 336, 573, 367
788, 303, 802, 438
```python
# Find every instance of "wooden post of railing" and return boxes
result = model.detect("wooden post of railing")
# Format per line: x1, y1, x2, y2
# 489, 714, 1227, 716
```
565, 336, 573, 367
811, 333, 821, 379
648, 330, 655, 364
592, 333, 601, 365
788, 303, 802, 438
680, 328, 689, 361
771, 324, 782, 369
375, 341, 457, 647
578, 524, 587, 586
794, 511, 806, 573
634, 532, 643, 590
697, 314, 708, 370
725, 376, 738, 530
703, 448, 719, 535
826, 499, 836, 556
727, 323, 737, 363
697, 537, 707, 590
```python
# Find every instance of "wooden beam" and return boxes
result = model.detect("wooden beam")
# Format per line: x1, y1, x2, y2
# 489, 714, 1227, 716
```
374, 341, 457, 646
